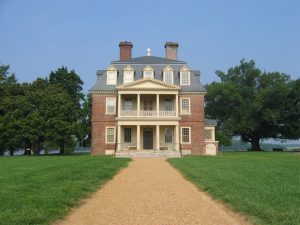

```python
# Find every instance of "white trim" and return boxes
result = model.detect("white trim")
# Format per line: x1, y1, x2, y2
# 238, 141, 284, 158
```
180, 65, 191, 85
143, 65, 154, 79
180, 97, 191, 115
181, 127, 191, 144
105, 126, 116, 144
105, 97, 116, 114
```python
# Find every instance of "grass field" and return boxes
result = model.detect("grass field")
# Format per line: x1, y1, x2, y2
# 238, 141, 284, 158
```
0, 155, 130, 225
168, 152, 300, 225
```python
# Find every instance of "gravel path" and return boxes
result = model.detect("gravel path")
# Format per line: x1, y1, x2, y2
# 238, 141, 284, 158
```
55, 158, 252, 225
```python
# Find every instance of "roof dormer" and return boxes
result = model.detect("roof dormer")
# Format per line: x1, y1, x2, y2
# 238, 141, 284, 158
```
163, 65, 174, 84
123, 65, 134, 84
180, 65, 190, 85
143, 65, 154, 79
106, 65, 117, 85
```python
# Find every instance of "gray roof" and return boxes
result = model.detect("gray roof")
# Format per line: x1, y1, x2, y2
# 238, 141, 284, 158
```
90, 56, 206, 92
205, 119, 218, 126
112, 56, 186, 64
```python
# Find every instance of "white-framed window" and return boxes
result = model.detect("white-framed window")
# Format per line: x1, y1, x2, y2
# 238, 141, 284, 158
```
106, 127, 116, 143
180, 66, 190, 85
123, 71, 134, 84
181, 127, 191, 144
165, 128, 173, 143
180, 98, 190, 114
124, 99, 132, 111
164, 98, 173, 111
143, 65, 154, 78
124, 127, 132, 143
106, 97, 116, 114
163, 71, 174, 84
107, 70, 117, 85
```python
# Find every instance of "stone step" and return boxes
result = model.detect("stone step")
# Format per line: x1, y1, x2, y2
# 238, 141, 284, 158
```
115, 150, 181, 158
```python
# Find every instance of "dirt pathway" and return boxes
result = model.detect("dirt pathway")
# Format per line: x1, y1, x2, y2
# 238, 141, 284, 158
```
55, 158, 252, 225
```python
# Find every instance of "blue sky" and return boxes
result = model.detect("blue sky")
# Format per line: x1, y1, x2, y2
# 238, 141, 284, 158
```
0, 0, 299, 93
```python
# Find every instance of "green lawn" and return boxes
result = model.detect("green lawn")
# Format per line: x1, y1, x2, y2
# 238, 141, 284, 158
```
168, 152, 300, 225
0, 155, 130, 225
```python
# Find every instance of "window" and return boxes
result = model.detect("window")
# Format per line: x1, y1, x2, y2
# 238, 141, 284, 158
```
180, 66, 190, 85
144, 71, 153, 78
180, 98, 190, 114
163, 71, 173, 84
123, 70, 134, 84
107, 71, 117, 85
181, 71, 190, 85
124, 128, 132, 142
164, 98, 173, 111
144, 100, 153, 110
165, 128, 173, 143
106, 127, 115, 143
124, 99, 132, 111
143, 65, 154, 78
106, 97, 116, 114
181, 127, 191, 144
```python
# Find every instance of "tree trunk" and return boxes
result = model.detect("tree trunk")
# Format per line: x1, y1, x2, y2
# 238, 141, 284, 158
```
250, 137, 261, 151
33, 142, 41, 155
9, 149, 14, 156
59, 140, 65, 154
24, 140, 32, 155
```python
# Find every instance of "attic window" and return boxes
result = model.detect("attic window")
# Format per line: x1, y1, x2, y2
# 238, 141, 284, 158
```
123, 66, 134, 84
106, 66, 117, 85
180, 66, 190, 85
163, 66, 174, 84
143, 65, 154, 79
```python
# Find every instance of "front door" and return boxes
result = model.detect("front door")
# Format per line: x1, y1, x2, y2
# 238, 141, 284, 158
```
143, 128, 153, 149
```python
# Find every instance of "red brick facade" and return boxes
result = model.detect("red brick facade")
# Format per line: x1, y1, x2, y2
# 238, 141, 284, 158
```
179, 95, 206, 155
91, 94, 117, 155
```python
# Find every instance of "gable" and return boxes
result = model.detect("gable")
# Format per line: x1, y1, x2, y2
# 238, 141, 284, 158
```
116, 78, 181, 90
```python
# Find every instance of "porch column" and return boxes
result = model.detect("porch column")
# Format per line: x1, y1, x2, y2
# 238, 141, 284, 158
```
137, 125, 140, 150
137, 94, 140, 116
117, 125, 121, 151
156, 94, 159, 116
156, 125, 160, 151
175, 93, 179, 117
175, 125, 179, 151
118, 94, 121, 117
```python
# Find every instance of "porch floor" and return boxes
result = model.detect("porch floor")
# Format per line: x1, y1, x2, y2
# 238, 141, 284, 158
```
115, 150, 181, 158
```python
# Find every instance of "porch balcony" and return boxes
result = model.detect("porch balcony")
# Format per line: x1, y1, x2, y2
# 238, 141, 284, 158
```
120, 110, 176, 117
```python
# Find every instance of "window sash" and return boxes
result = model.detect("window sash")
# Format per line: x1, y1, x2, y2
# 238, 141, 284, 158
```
124, 128, 132, 143
106, 127, 115, 143
181, 98, 190, 114
123, 71, 134, 84
107, 71, 117, 85
164, 98, 173, 111
165, 128, 173, 143
144, 71, 153, 78
181, 71, 190, 85
106, 98, 116, 114
164, 71, 173, 84
181, 127, 190, 143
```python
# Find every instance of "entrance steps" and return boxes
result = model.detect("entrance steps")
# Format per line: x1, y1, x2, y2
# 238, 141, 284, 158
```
115, 150, 181, 158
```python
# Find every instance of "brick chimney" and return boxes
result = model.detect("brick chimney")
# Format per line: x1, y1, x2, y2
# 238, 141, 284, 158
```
165, 42, 179, 60
119, 41, 133, 61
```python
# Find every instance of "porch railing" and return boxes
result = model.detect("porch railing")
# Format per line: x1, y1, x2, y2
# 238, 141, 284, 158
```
120, 110, 176, 117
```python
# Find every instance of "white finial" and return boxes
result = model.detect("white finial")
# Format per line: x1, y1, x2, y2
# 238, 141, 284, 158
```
147, 48, 151, 56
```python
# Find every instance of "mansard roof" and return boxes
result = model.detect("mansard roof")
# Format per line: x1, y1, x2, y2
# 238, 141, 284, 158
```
112, 56, 186, 64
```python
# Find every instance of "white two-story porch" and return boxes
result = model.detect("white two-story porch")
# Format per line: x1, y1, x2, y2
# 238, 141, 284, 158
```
115, 78, 181, 156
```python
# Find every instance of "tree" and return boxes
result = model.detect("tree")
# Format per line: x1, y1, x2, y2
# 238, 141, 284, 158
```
205, 59, 290, 151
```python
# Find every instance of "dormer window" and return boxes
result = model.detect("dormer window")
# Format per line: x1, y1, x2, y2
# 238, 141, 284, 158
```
143, 65, 154, 79
123, 65, 134, 84
180, 65, 190, 85
106, 65, 117, 85
163, 65, 174, 84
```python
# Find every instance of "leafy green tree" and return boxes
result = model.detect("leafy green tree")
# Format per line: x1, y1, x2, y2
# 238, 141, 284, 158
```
205, 59, 290, 151
77, 93, 92, 148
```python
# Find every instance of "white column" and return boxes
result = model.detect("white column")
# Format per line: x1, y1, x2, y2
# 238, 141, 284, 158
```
156, 94, 159, 116
175, 125, 180, 151
118, 94, 121, 117
156, 125, 160, 151
117, 125, 121, 151
175, 93, 178, 117
137, 94, 140, 116
137, 125, 140, 150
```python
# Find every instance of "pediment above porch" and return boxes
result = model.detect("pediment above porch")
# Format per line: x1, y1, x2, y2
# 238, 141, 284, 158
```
116, 78, 181, 91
